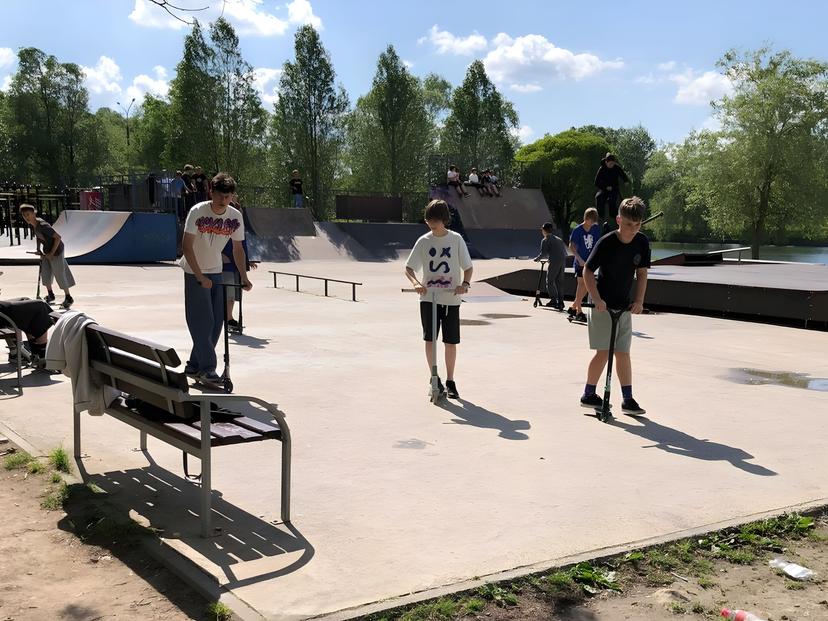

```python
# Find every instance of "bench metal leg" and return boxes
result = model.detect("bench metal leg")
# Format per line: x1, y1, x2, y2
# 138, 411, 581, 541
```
73, 407, 81, 458
140, 430, 147, 451
199, 399, 212, 537
280, 425, 292, 523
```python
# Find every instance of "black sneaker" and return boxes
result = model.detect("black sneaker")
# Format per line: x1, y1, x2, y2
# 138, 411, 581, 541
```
580, 393, 603, 409
621, 398, 646, 416
567, 307, 577, 316
228, 318, 239, 328
544, 300, 556, 307
8, 344, 33, 366
446, 380, 460, 399
44, 292, 56, 304
60, 295, 74, 309
576, 312, 588, 323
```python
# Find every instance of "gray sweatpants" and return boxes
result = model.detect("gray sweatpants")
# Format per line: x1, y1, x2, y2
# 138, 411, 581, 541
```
546, 262, 565, 307
41, 253, 76, 290
184, 273, 224, 374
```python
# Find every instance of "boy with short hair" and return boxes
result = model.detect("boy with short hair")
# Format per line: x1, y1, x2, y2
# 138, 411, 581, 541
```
19, 204, 76, 308
290, 170, 303, 207
579, 197, 651, 416
568, 207, 602, 321
180, 172, 252, 384
533, 222, 567, 309
405, 199, 473, 399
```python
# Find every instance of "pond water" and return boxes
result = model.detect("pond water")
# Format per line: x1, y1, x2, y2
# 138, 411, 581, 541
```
650, 242, 828, 265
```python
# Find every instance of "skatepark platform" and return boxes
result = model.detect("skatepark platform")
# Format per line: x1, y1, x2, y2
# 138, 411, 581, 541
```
1, 259, 827, 620
483, 259, 828, 330
0, 210, 177, 265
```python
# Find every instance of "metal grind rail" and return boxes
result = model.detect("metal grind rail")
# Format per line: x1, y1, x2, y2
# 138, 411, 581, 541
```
269, 270, 362, 302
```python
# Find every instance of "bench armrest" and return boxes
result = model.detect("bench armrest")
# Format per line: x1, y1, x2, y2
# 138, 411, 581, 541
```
181, 394, 291, 443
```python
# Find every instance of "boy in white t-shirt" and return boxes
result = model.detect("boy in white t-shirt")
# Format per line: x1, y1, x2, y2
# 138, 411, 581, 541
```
405, 199, 473, 399
180, 172, 252, 383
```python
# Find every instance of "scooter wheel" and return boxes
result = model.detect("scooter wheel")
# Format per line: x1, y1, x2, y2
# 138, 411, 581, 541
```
224, 379, 233, 393
533, 299, 539, 308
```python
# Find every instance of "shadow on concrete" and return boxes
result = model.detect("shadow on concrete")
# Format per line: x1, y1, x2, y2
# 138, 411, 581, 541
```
0, 367, 63, 399
229, 332, 271, 349
70, 454, 314, 590
632, 330, 654, 339
611, 416, 777, 476
439, 398, 530, 440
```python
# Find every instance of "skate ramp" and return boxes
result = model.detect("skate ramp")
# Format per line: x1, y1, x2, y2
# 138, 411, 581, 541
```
244, 207, 316, 238
246, 222, 377, 262
336, 222, 427, 260
54, 210, 177, 264
431, 186, 551, 230
464, 229, 540, 259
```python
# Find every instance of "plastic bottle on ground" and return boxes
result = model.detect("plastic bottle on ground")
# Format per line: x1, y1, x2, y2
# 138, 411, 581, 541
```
721, 608, 766, 621
768, 557, 816, 580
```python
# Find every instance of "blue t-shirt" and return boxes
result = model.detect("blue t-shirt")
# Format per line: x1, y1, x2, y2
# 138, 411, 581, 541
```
222, 238, 249, 273
569, 223, 602, 264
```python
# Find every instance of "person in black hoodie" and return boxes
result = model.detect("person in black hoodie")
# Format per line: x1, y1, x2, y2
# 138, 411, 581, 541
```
594, 153, 630, 223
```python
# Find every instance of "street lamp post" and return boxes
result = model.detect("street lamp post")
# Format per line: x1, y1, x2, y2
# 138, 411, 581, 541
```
116, 97, 136, 174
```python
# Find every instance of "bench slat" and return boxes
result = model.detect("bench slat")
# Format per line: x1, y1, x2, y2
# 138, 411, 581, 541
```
230, 416, 282, 438
86, 324, 180, 367
194, 420, 261, 441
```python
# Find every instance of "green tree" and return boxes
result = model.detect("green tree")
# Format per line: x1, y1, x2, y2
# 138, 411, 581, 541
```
272, 25, 349, 216
421, 73, 452, 126
164, 20, 215, 171
704, 47, 828, 258
133, 94, 170, 172
441, 60, 518, 172
206, 17, 267, 181
642, 140, 711, 241
515, 129, 609, 235
346, 45, 433, 194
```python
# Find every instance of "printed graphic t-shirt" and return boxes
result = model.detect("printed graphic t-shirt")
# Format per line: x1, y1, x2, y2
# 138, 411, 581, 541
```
569, 223, 602, 263
405, 230, 473, 306
179, 201, 244, 274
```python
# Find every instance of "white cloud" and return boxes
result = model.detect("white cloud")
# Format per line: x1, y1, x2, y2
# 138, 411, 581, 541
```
634, 73, 656, 84
1, 75, 12, 92
484, 33, 623, 85
699, 115, 722, 132
128, 0, 189, 30
657, 60, 677, 71
669, 69, 732, 105
419, 25, 487, 56
509, 82, 543, 93
224, 0, 289, 36
0, 48, 15, 68
129, 0, 321, 36
511, 125, 534, 143
82, 56, 123, 95
403, 59, 414, 69
287, 0, 323, 29
252, 67, 282, 108
125, 66, 170, 104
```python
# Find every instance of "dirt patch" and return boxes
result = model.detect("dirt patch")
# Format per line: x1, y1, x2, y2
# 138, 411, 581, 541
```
0, 444, 214, 621
368, 513, 828, 621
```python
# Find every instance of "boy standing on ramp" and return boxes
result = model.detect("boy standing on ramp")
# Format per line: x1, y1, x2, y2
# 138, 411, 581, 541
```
568, 207, 602, 321
19, 204, 76, 308
180, 173, 252, 384
405, 200, 473, 399
579, 197, 650, 416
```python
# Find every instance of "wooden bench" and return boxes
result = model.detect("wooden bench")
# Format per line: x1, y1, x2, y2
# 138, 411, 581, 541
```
74, 322, 291, 536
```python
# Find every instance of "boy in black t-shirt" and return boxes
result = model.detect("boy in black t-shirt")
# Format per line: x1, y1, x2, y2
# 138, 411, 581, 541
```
579, 197, 651, 415
290, 170, 303, 207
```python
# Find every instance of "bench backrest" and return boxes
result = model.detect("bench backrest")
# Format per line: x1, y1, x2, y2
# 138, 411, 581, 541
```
86, 324, 196, 420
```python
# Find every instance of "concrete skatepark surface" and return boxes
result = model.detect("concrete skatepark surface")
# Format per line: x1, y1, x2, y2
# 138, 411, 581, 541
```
1, 259, 827, 620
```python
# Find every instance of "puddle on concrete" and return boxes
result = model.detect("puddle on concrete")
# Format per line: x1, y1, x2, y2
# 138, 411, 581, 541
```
394, 439, 432, 449
460, 319, 491, 326
728, 368, 828, 392
479, 313, 531, 320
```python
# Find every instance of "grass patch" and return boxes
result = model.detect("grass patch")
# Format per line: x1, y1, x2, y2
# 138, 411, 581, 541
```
460, 597, 485, 613
206, 601, 233, 620
668, 601, 687, 614
48, 447, 71, 474
50, 472, 63, 484
41, 482, 69, 510
27, 459, 45, 474
3, 451, 32, 470
697, 576, 717, 589
475, 583, 518, 607
399, 598, 458, 620
691, 602, 706, 613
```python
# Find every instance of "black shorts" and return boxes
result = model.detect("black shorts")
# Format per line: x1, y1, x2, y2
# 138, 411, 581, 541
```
574, 264, 584, 278
0, 298, 52, 338
420, 302, 460, 344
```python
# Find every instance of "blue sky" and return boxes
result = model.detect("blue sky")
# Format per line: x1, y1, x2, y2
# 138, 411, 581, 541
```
2, 0, 826, 144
